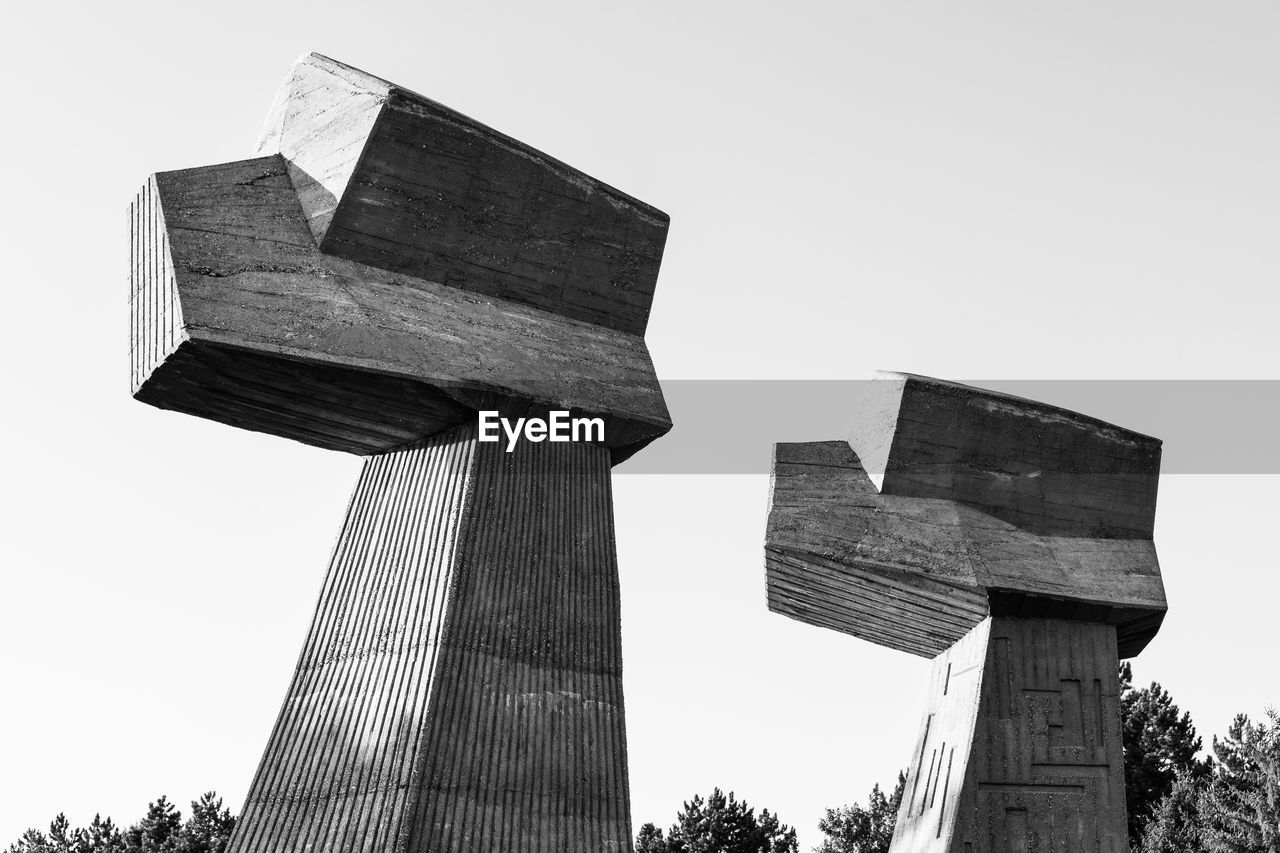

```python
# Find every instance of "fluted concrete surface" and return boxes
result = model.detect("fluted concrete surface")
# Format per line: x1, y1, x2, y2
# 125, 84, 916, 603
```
129, 175, 184, 395
227, 425, 631, 853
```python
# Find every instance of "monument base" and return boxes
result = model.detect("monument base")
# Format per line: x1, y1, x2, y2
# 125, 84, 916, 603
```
226, 424, 632, 853
891, 616, 1127, 853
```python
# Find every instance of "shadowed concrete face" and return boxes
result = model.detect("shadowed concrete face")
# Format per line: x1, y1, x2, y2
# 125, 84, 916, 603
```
254, 54, 667, 337
130, 52, 670, 853
764, 373, 1165, 852
849, 372, 1161, 539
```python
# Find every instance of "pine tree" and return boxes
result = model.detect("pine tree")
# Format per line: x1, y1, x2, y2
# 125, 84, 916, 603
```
1198, 709, 1280, 853
636, 822, 670, 853
6, 794, 236, 853
83, 816, 126, 853
635, 788, 798, 853
46, 815, 76, 853
1137, 771, 1205, 853
1120, 661, 1210, 845
814, 772, 905, 853
180, 795, 235, 853
123, 798, 182, 853
7, 827, 50, 853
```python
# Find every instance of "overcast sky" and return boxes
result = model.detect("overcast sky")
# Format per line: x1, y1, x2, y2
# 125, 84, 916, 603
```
2, 0, 1278, 847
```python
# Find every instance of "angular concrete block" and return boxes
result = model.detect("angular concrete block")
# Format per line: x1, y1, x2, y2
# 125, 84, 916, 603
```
766, 440, 1165, 658
766, 375, 1167, 659
850, 372, 1161, 539
129, 156, 669, 459
256, 53, 668, 335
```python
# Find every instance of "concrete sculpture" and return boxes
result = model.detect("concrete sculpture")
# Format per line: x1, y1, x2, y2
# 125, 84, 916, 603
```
130, 53, 670, 852
765, 372, 1166, 853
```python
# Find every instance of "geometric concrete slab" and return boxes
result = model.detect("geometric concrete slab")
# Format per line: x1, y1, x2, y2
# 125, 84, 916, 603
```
131, 155, 668, 460
850, 372, 1161, 539
255, 53, 667, 337
767, 440, 1165, 658
767, 375, 1166, 659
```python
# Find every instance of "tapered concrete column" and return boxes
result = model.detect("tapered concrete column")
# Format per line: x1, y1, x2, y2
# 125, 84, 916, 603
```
230, 427, 630, 852
893, 616, 1126, 853
765, 373, 1166, 853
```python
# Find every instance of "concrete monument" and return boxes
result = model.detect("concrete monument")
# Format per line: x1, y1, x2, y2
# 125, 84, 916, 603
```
130, 53, 671, 852
765, 372, 1166, 853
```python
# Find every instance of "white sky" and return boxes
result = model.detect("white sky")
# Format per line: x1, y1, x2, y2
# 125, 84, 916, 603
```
2, 0, 1278, 846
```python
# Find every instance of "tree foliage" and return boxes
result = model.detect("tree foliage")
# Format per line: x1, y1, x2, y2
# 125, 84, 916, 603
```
1137, 770, 1205, 853
7, 794, 235, 853
1120, 661, 1211, 845
1199, 709, 1280, 852
814, 772, 904, 853
1138, 708, 1280, 853
637, 822, 670, 853
635, 788, 798, 853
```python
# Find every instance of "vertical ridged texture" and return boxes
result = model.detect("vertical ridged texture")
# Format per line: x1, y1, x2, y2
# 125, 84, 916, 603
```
128, 175, 185, 395
227, 426, 476, 853
407, 433, 630, 852
225, 425, 630, 853
891, 616, 1127, 853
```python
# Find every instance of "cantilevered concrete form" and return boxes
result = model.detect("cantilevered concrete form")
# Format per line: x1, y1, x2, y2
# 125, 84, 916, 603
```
765, 372, 1166, 853
130, 53, 670, 852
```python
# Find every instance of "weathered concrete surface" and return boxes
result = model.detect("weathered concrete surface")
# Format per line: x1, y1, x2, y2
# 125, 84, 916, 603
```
129, 157, 668, 460
766, 441, 1165, 659
850, 372, 1161, 539
256, 53, 667, 336
891, 617, 1126, 853
230, 426, 634, 853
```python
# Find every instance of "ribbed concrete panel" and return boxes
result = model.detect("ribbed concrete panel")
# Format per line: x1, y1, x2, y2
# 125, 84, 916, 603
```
408, 436, 630, 852
891, 616, 1127, 853
128, 176, 185, 395
766, 549, 988, 658
225, 427, 630, 853
227, 427, 476, 853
